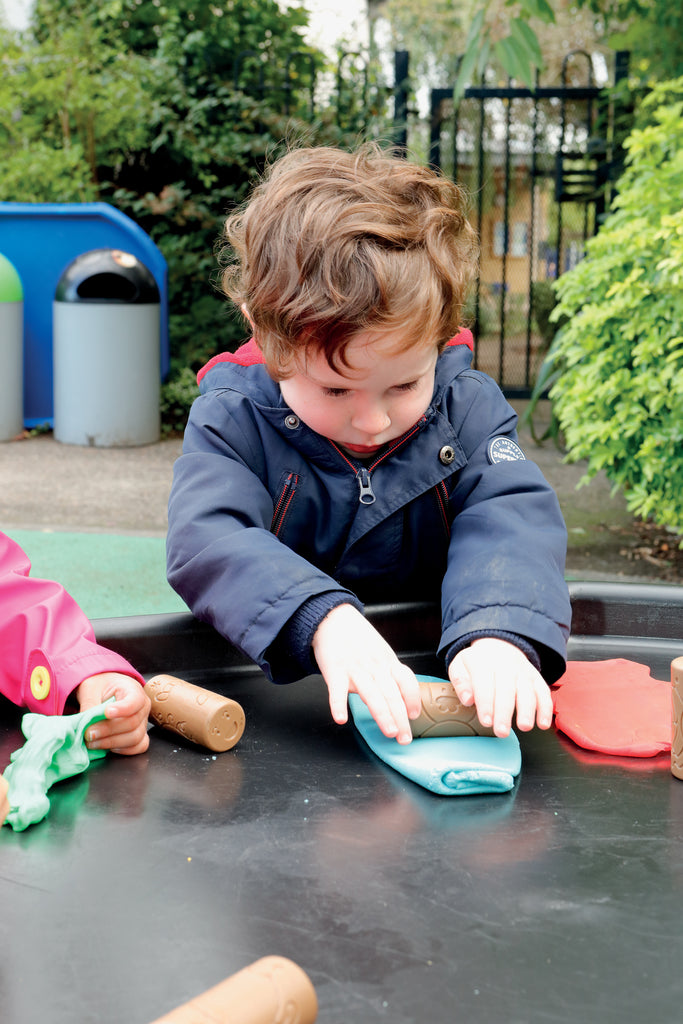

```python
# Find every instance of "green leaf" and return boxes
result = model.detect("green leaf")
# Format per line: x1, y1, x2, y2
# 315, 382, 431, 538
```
476, 37, 492, 78
519, 0, 556, 23
494, 36, 535, 87
509, 18, 544, 67
453, 10, 486, 99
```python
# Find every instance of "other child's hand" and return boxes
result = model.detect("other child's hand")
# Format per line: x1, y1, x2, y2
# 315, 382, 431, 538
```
76, 672, 151, 755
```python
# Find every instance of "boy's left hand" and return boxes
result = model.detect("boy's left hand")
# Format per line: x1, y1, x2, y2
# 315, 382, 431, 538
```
76, 673, 151, 755
448, 637, 553, 738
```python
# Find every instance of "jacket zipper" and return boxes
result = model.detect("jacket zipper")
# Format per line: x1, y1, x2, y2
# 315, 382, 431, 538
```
270, 472, 299, 536
329, 417, 426, 505
434, 479, 451, 537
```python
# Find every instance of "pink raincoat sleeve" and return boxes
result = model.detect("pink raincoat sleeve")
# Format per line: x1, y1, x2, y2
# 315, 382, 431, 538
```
0, 531, 145, 715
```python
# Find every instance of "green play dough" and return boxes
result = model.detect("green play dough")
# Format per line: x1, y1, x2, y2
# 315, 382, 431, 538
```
2, 697, 114, 832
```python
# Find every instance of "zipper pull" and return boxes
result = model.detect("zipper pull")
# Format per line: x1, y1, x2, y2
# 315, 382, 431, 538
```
357, 467, 376, 505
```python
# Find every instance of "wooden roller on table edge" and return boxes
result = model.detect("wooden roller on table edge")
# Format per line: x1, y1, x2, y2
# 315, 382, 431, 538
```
671, 657, 683, 780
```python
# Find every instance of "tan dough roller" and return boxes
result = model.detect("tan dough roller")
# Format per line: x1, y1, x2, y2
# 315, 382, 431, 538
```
0, 775, 9, 827
148, 955, 318, 1024
146, 674, 245, 752
411, 678, 495, 738
671, 656, 683, 780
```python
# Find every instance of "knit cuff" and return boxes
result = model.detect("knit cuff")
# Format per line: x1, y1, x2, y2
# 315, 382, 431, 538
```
266, 591, 365, 683
444, 630, 542, 674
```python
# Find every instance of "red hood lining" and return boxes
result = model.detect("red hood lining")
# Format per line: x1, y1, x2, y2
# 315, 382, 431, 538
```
197, 329, 474, 385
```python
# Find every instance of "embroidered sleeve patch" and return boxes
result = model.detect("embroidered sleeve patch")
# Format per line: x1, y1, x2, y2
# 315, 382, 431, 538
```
487, 436, 526, 464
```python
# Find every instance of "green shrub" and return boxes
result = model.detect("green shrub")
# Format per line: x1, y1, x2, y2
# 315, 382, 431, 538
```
0, 141, 97, 202
530, 280, 568, 349
159, 365, 200, 437
0, 19, 150, 199
549, 78, 683, 538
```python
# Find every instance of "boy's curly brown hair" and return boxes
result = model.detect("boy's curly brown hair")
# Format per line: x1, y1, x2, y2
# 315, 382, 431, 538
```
219, 143, 479, 378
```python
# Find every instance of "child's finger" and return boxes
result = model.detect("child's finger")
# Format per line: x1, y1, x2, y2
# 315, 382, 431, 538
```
378, 675, 413, 744
104, 685, 150, 718
469, 671, 495, 728
111, 736, 150, 756
351, 667, 413, 742
395, 663, 422, 719
358, 683, 402, 740
448, 656, 475, 706
488, 677, 514, 737
87, 701, 148, 739
86, 718, 150, 753
106, 728, 150, 755
323, 669, 352, 726
534, 680, 554, 729
104, 694, 138, 718
512, 681, 537, 732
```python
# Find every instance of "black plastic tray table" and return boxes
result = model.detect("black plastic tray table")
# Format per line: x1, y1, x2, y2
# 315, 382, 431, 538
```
1, 582, 682, 1024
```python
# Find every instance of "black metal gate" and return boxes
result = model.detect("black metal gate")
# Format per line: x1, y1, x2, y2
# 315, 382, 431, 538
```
422, 51, 630, 396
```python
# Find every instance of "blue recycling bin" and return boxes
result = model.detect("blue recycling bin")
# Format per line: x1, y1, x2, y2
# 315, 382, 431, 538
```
0, 202, 168, 426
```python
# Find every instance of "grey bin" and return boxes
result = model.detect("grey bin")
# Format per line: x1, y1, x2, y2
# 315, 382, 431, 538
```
53, 248, 161, 446
0, 252, 23, 441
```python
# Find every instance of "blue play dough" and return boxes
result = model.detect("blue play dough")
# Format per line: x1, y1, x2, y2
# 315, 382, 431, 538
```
348, 689, 521, 796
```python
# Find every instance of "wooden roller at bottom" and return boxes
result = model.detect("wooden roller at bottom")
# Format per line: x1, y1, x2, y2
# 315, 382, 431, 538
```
148, 956, 318, 1024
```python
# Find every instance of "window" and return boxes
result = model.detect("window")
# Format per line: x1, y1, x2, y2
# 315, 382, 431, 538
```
511, 222, 528, 257
493, 221, 529, 257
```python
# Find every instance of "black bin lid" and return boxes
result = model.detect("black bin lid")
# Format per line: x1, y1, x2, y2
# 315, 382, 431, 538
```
55, 248, 160, 303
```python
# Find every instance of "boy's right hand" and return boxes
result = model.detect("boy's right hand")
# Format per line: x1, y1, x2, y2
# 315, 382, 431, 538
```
312, 604, 421, 744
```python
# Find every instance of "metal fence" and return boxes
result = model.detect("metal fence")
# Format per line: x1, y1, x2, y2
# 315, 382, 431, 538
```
423, 51, 631, 396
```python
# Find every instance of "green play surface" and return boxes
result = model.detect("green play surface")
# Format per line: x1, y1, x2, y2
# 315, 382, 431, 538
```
6, 529, 187, 620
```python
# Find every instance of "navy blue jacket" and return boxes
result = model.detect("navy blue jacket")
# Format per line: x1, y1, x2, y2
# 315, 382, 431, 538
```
167, 338, 571, 685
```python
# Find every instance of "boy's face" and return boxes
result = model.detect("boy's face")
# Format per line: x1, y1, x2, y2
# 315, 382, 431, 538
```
279, 331, 438, 459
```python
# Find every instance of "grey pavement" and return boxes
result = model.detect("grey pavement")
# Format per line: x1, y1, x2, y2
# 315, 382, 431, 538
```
0, 432, 182, 537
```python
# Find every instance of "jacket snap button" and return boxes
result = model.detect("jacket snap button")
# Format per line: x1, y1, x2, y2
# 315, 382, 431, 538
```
30, 665, 51, 701
439, 445, 455, 465
284, 414, 300, 429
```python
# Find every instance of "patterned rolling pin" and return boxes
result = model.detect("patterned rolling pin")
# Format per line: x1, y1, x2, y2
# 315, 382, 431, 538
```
411, 678, 495, 738
671, 657, 683, 780
148, 956, 318, 1024
146, 674, 246, 752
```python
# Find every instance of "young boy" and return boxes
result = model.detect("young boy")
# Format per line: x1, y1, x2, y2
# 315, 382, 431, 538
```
167, 144, 571, 746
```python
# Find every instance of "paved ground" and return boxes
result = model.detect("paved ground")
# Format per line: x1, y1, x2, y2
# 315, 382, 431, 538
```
1, 400, 681, 619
